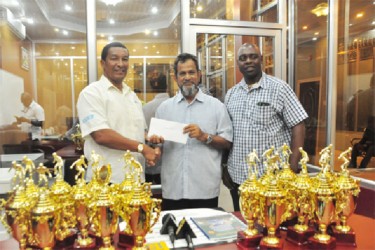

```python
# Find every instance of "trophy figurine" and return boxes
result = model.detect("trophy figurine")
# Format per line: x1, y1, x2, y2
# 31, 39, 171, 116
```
308, 145, 337, 249
0, 161, 33, 250
333, 147, 360, 246
237, 150, 262, 249
71, 155, 96, 249
89, 164, 119, 250
30, 164, 60, 249
117, 153, 162, 250
286, 148, 315, 245
50, 153, 76, 247
258, 150, 292, 250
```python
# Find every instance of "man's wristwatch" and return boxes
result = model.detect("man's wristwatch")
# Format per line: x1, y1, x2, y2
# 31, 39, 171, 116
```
206, 134, 213, 144
137, 143, 144, 153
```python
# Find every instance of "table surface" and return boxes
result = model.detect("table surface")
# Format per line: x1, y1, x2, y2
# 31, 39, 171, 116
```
1, 211, 374, 250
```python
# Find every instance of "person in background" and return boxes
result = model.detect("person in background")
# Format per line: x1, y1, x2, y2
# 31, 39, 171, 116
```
225, 43, 308, 211
349, 116, 375, 168
149, 53, 233, 210
149, 69, 167, 93
143, 78, 170, 184
14, 92, 45, 140
77, 42, 161, 183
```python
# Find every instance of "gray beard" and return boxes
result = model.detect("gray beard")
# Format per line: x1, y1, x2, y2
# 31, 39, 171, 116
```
180, 84, 198, 97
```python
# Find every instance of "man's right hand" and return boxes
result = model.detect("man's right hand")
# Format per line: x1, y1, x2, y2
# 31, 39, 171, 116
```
143, 144, 161, 166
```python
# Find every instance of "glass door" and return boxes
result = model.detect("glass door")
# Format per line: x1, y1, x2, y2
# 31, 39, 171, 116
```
188, 26, 283, 98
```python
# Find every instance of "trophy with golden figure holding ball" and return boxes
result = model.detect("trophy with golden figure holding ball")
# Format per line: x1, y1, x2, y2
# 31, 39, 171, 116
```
308, 144, 337, 249
333, 147, 360, 246
286, 147, 315, 245
237, 149, 263, 249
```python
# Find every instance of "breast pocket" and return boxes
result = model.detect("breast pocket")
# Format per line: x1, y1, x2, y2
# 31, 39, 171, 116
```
247, 105, 275, 126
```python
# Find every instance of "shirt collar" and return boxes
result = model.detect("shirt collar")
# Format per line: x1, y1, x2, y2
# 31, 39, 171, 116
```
101, 75, 130, 93
239, 72, 266, 91
176, 88, 205, 103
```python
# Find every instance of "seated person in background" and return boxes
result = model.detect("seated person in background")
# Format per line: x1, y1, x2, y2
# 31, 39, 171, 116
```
349, 116, 375, 168
14, 92, 45, 140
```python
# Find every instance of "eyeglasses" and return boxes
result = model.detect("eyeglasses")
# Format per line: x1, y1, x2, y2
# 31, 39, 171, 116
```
238, 54, 260, 62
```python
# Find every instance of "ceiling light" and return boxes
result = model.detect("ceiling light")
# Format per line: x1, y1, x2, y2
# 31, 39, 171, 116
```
108, 36, 114, 41
153, 31, 158, 36
101, 0, 122, 6
109, 18, 115, 24
196, 2, 203, 12
311, 3, 328, 17
64, 5, 72, 11
144, 29, 150, 35
356, 12, 364, 18
151, 7, 158, 14
62, 30, 68, 35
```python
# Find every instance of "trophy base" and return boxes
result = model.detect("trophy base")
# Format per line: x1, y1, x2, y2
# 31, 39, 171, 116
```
259, 238, 284, 250
72, 237, 97, 249
332, 228, 357, 247
55, 232, 77, 249
308, 235, 336, 249
117, 232, 136, 248
236, 231, 262, 249
286, 226, 315, 246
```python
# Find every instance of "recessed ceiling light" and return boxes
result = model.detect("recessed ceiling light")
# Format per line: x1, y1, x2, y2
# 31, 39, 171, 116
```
144, 29, 150, 35
312, 37, 317, 41
54, 28, 59, 32
109, 19, 115, 24
356, 12, 364, 18
65, 5, 72, 11
62, 30, 68, 35
151, 7, 158, 14
153, 31, 158, 36
108, 36, 114, 41
101, 0, 122, 6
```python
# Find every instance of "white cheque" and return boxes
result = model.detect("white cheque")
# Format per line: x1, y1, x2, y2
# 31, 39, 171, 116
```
147, 118, 188, 144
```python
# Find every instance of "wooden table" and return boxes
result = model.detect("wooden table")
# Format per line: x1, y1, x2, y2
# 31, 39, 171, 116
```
1, 212, 374, 249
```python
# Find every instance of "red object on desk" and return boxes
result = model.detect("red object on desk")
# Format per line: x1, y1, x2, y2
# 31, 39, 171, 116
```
1, 212, 374, 249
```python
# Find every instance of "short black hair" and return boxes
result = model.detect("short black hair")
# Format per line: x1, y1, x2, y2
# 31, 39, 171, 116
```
101, 42, 128, 61
173, 53, 200, 76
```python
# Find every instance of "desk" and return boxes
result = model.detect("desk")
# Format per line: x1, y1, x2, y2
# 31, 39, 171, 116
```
0, 211, 374, 249
56, 144, 82, 186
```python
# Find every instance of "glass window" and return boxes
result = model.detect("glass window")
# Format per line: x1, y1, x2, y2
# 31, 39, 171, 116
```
190, 0, 279, 23
335, 0, 375, 169
95, 1, 180, 102
294, 0, 328, 167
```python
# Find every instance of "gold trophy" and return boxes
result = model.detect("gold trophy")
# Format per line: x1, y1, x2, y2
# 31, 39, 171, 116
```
117, 153, 162, 250
29, 164, 60, 250
71, 155, 96, 248
50, 153, 76, 247
286, 147, 315, 245
237, 150, 263, 249
332, 147, 360, 246
0, 161, 33, 250
89, 164, 119, 250
258, 150, 292, 250
71, 123, 84, 153
308, 145, 337, 249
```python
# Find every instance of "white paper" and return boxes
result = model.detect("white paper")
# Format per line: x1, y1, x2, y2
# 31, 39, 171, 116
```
147, 118, 188, 144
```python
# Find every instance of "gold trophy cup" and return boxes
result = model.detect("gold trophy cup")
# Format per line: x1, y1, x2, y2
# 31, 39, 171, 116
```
237, 150, 263, 249
333, 147, 360, 246
286, 147, 315, 245
308, 145, 337, 249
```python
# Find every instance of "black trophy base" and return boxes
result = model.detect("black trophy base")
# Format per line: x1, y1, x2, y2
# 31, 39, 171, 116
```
259, 238, 284, 250
332, 228, 357, 247
308, 235, 336, 249
286, 226, 315, 246
236, 231, 263, 250
117, 232, 136, 248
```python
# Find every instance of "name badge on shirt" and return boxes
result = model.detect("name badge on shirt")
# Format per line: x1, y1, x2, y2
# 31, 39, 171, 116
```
257, 102, 270, 106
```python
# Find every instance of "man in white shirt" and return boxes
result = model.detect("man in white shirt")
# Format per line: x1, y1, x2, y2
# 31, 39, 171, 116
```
77, 42, 161, 183
14, 92, 45, 140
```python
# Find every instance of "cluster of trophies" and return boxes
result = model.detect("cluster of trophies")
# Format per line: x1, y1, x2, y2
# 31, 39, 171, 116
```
237, 144, 360, 250
0, 150, 161, 250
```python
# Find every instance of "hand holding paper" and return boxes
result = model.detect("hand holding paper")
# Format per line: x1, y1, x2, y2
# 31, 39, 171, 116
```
147, 118, 188, 144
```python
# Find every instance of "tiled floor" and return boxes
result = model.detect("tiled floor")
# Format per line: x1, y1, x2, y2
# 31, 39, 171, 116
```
218, 182, 234, 212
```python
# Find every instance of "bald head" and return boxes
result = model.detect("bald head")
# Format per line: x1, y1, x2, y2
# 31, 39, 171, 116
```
21, 92, 33, 107
237, 43, 261, 59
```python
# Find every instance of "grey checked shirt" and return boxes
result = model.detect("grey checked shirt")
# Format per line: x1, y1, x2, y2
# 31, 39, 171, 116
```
225, 73, 308, 184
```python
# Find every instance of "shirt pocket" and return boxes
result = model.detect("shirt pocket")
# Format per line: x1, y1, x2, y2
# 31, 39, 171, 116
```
247, 105, 275, 126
